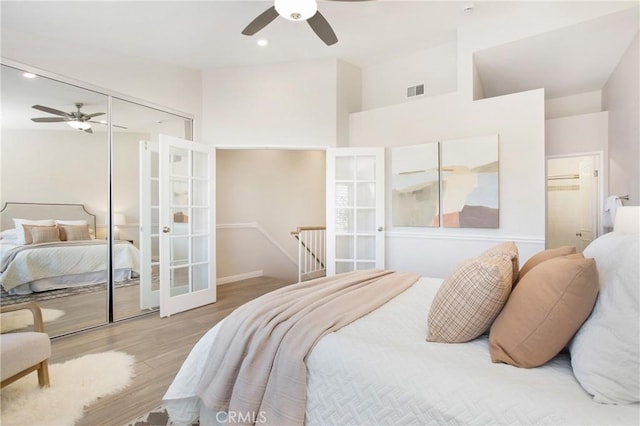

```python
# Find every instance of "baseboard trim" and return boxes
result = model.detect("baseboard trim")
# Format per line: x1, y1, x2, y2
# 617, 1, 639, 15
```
217, 270, 264, 286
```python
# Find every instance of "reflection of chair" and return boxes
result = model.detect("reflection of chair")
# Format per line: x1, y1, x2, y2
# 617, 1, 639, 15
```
0, 303, 51, 388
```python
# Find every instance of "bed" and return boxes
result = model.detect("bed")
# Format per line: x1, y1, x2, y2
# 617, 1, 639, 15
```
164, 209, 640, 425
0, 202, 140, 295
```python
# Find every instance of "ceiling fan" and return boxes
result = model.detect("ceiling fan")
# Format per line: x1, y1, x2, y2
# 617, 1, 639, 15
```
30, 103, 126, 133
242, 0, 371, 46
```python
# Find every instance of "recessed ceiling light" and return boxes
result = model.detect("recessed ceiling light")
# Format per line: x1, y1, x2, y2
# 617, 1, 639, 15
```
23, 72, 37, 79
257, 39, 269, 47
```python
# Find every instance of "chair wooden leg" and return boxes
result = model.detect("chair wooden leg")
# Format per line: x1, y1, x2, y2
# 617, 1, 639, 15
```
37, 360, 50, 388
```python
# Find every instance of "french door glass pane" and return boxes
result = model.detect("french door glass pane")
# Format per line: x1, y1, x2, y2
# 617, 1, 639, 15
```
193, 151, 208, 178
192, 208, 208, 234
356, 209, 376, 233
171, 147, 189, 176
356, 156, 376, 179
192, 264, 208, 291
336, 236, 354, 258
336, 157, 355, 180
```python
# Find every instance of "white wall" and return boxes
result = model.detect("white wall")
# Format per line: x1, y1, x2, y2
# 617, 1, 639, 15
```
1, 29, 202, 138
545, 91, 602, 120
202, 59, 338, 148
546, 112, 609, 156
361, 42, 457, 111
336, 60, 362, 147
350, 89, 545, 278
602, 33, 639, 205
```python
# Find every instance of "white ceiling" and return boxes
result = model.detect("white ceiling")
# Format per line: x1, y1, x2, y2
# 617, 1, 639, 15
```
1, 0, 639, 118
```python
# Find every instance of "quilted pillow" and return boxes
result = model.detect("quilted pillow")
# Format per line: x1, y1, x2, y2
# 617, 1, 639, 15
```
58, 224, 91, 241
29, 226, 61, 244
518, 245, 576, 282
427, 254, 513, 343
489, 255, 598, 368
480, 241, 519, 285
570, 232, 640, 404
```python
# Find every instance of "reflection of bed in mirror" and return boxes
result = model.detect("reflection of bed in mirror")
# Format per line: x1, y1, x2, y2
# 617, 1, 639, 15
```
0, 202, 140, 295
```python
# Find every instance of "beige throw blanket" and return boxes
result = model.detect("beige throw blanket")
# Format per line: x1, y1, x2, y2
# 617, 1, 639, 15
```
196, 269, 419, 425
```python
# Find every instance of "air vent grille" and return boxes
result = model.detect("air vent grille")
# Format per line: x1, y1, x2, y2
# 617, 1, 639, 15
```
407, 84, 425, 98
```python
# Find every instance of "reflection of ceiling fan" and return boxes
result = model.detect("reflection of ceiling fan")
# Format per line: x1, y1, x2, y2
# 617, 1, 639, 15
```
242, 0, 371, 46
30, 103, 126, 134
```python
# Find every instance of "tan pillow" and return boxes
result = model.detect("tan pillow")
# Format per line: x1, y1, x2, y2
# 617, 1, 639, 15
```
22, 224, 58, 245
29, 226, 61, 244
59, 224, 91, 241
489, 255, 598, 368
481, 242, 519, 285
517, 246, 577, 282
427, 255, 513, 343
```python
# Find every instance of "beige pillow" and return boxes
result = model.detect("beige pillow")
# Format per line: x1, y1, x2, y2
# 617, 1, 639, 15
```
481, 242, 519, 285
427, 255, 513, 343
59, 224, 91, 241
489, 255, 598, 368
22, 224, 58, 245
29, 226, 61, 244
518, 246, 577, 282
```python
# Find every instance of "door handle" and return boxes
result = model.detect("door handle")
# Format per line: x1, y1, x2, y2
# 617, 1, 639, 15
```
377, 226, 384, 232
575, 232, 582, 237
162, 226, 171, 233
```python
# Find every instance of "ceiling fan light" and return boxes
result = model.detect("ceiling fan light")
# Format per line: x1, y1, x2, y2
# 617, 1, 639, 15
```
275, 0, 317, 21
67, 120, 91, 131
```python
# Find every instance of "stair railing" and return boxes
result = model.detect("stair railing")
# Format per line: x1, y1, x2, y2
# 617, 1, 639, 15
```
291, 226, 326, 282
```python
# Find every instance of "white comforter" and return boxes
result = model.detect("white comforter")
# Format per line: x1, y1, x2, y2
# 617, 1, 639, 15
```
0, 240, 140, 292
164, 277, 640, 425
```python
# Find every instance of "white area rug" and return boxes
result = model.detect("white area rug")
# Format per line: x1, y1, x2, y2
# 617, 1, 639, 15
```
1, 351, 135, 426
0, 308, 65, 333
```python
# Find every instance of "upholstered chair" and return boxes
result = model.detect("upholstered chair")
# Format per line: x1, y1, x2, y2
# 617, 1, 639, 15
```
0, 303, 51, 388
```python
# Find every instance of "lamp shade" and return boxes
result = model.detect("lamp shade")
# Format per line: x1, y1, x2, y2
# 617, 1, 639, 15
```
275, 0, 317, 21
113, 214, 126, 227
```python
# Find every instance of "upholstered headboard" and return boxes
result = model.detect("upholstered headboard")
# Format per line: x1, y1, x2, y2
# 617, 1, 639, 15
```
0, 202, 97, 232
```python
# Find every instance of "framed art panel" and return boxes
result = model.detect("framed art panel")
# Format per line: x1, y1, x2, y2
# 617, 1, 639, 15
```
441, 135, 499, 228
391, 143, 439, 227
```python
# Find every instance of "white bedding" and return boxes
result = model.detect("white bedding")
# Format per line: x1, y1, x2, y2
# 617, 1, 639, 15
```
164, 277, 640, 425
0, 240, 140, 293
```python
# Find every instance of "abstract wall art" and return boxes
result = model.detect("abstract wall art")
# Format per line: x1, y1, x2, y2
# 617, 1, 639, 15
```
391, 142, 440, 227
440, 135, 499, 228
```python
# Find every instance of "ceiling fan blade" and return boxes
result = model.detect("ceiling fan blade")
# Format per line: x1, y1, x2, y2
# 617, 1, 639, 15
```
84, 127, 93, 134
84, 112, 105, 119
31, 117, 69, 123
307, 11, 338, 46
89, 120, 128, 129
242, 6, 279, 36
32, 104, 72, 117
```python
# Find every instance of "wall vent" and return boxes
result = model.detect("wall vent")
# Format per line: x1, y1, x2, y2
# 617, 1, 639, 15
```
407, 84, 425, 98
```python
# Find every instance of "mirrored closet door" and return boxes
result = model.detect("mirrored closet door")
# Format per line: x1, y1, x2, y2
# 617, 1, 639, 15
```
0, 64, 109, 336
0, 63, 194, 335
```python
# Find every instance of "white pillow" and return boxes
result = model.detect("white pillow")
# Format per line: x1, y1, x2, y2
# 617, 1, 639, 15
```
55, 219, 88, 226
13, 218, 56, 245
0, 228, 17, 240
569, 232, 640, 404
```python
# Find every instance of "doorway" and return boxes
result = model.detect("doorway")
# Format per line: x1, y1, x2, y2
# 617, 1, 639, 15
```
546, 154, 601, 252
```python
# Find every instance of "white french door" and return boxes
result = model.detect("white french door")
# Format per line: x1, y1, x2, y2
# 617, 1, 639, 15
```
326, 147, 385, 276
159, 134, 216, 317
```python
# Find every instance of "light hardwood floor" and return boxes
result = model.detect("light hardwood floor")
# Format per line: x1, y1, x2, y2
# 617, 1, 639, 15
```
47, 276, 293, 425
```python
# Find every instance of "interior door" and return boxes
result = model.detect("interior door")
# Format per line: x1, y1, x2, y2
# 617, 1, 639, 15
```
159, 134, 216, 317
326, 147, 385, 276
